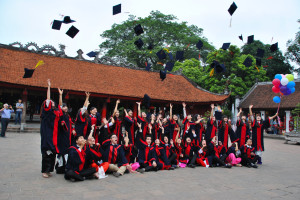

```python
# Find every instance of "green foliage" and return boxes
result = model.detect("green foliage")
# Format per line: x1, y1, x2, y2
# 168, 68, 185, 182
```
99, 11, 215, 69
285, 19, 300, 73
241, 40, 293, 80
292, 103, 300, 116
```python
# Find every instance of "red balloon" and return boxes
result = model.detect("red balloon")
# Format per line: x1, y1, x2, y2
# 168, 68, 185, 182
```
272, 86, 280, 93
272, 79, 281, 87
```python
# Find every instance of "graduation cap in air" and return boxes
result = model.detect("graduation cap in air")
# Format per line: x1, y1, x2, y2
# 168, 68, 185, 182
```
62, 16, 76, 24
256, 58, 262, 66
156, 49, 167, 60
228, 2, 237, 16
239, 34, 243, 41
145, 63, 151, 71
143, 94, 151, 109
210, 61, 225, 73
23, 68, 35, 78
247, 35, 254, 44
270, 42, 278, 52
134, 38, 144, 49
176, 51, 184, 61
52, 20, 62, 30
147, 43, 154, 50
243, 57, 253, 67
256, 48, 265, 58
165, 62, 174, 71
196, 40, 203, 50
87, 51, 97, 58
160, 70, 166, 81
23, 60, 45, 78
221, 43, 230, 50
134, 24, 144, 36
168, 52, 173, 60
66, 25, 79, 38
215, 111, 223, 121
113, 4, 121, 15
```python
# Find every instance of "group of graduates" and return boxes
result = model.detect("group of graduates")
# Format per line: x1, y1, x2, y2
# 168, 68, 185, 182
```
40, 79, 278, 181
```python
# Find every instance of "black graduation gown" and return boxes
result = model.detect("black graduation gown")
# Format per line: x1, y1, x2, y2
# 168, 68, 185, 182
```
101, 139, 128, 167
40, 100, 63, 154
218, 121, 239, 150
153, 145, 171, 170
182, 117, 196, 144
252, 119, 270, 151
236, 119, 250, 148
124, 116, 136, 145
205, 118, 218, 143
137, 116, 149, 140
113, 116, 123, 144
65, 146, 85, 173
136, 131, 156, 165
57, 113, 74, 155
75, 111, 90, 138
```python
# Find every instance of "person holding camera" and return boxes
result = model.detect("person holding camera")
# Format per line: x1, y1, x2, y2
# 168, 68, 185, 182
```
0, 103, 14, 137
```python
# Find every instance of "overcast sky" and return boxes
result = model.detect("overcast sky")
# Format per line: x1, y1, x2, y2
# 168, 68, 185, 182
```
1, 0, 299, 67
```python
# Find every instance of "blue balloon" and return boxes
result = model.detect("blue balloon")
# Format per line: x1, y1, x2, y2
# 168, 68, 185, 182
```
273, 96, 281, 103
275, 74, 282, 80
287, 81, 295, 89
290, 87, 295, 94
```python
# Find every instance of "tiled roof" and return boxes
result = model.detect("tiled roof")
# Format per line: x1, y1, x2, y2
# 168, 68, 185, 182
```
0, 46, 229, 103
239, 81, 300, 109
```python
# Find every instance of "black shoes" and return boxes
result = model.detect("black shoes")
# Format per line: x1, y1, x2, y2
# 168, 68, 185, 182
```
113, 172, 121, 177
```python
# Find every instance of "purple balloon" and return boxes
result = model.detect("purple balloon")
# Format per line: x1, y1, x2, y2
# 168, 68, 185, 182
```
280, 86, 287, 93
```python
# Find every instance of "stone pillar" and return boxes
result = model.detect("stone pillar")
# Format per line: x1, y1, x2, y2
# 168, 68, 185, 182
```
260, 111, 265, 121
21, 88, 28, 131
285, 110, 290, 133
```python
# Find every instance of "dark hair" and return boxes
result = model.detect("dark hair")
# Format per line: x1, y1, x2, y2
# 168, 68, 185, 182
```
202, 146, 208, 152
145, 134, 152, 140
126, 109, 132, 113
77, 108, 89, 119
231, 143, 236, 148
110, 134, 117, 139
90, 107, 97, 112
194, 114, 199, 122
74, 135, 83, 141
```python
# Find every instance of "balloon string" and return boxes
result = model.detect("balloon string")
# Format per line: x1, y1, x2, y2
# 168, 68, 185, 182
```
276, 95, 282, 113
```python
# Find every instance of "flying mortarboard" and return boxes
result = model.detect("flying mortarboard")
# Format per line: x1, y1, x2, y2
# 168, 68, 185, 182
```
247, 35, 254, 44
215, 63, 226, 73
134, 38, 144, 49
52, 20, 62, 30
62, 16, 76, 24
165, 62, 174, 71
228, 2, 238, 16
134, 24, 144, 36
113, 4, 121, 15
215, 111, 223, 121
156, 49, 167, 60
243, 57, 253, 67
143, 94, 151, 109
66, 25, 79, 38
87, 51, 97, 58
256, 48, 265, 58
176, 51, 184, 61
221, 43, 230, 50
196, 40, 203, 50
160, 70, 166, 81
23, 68, 35, 78
239, 34, 243, 41
270, 42, 278, 52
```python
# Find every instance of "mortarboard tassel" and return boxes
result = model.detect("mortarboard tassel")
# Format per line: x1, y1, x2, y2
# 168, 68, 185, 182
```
267, 56, 273, 60
186, 43, 190, 50
157, 62, 164, 66
255, 66, 260, 72
209, 68, 215, 77
35, 60, 45, 69
163, 48, 170, 53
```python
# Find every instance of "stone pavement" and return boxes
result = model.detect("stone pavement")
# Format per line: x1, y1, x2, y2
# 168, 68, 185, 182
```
0, 133, 300, 200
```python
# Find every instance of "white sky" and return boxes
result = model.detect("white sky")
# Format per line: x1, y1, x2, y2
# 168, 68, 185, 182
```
0, 0, 299, 67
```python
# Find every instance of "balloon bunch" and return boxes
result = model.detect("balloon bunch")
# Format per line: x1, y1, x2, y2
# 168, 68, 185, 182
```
272, 74, 296, 104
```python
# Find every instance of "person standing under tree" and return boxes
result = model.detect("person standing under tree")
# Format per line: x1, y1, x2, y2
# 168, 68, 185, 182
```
0, 103, 14, 137
15, 99, 24, 124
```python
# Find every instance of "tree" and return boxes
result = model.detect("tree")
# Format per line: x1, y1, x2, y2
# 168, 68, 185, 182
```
285, 19, 300, 73
241, 40, 293, 79
99, 11, 214, 69
173, 45, 270, 99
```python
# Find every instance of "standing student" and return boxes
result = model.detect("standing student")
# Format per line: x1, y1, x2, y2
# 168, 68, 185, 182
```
194, 114, 205, 147
236, 108, 250, 148
249, 105, 277, 164
136, 102, 149, 140
15, 99, 23, 124
205, 104, 218, 143
182, 103, 195, 144
218, 116, 239, 151
40, 79, 63, 178
124, 108, 136, 145
169, 104, 180, 142
74, 92, 90, 138
0, 103, 14, 137
112, 99, 123, 144
88, 107, 101, 144
56, 102, 76, 174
